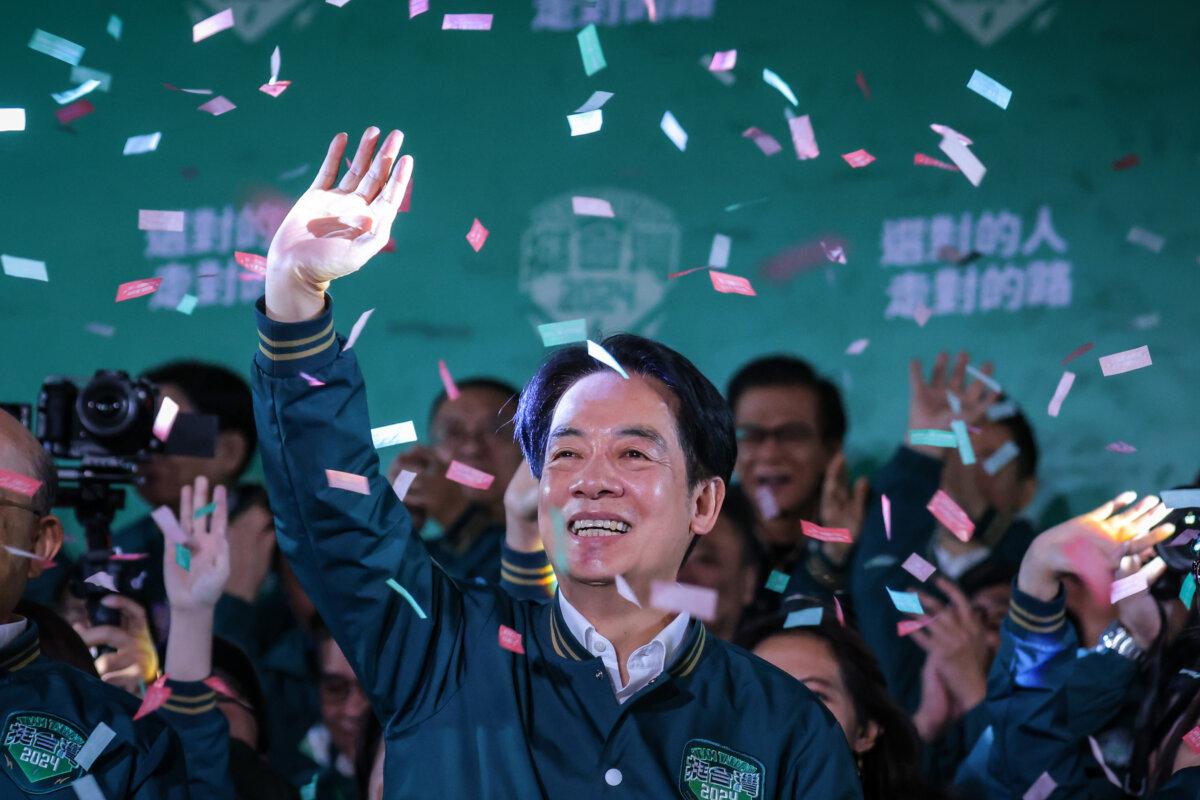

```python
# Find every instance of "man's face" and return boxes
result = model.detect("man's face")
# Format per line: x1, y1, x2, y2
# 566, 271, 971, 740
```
317, 638, 370, 762
430, 387, 523, 509
969, 423, 1035, 513
0, 498, 39, 616
678, 515, 756, 640
138, 384, 243, 509
538, 372, 714, 587
733, 385, 835, 518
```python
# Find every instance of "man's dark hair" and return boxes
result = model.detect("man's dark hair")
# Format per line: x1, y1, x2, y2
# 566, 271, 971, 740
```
142, 361, 256, 476
14, 600, 96, 676
514, 334, 736, 487
991, 402, 1038, 480
211, 636, 270, 754
726, 355, 847, 446
429, 377, 521, 428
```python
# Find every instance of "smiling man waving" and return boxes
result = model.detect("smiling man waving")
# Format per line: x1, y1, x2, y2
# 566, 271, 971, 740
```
252, 126, 860, 799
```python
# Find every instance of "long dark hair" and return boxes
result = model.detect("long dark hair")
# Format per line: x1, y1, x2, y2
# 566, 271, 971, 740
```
1132, 602, 1200, 794
738, 606, 933, 800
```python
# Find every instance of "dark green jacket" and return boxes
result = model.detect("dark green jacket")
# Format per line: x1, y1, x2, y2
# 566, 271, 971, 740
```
0, 621, 231, 797
250, 296, 861, 799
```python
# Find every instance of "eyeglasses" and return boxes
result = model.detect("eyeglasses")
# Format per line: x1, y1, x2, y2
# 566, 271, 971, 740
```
735, 423, 818, 448
0, 498, 43, 517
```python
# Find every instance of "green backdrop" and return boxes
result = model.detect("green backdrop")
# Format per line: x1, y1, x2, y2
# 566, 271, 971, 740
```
2, 0, 1197, 537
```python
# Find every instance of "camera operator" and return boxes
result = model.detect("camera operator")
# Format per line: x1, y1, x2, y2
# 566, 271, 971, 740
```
0, 410, 231, 797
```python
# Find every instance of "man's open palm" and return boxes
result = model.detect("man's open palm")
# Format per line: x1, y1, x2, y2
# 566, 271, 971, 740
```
268, 127, 414, 287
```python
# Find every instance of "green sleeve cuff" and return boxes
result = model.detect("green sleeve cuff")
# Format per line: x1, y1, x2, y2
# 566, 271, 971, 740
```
1008, 578, 1067, 635
253, 295, 339, 377
501, 545, 557, 597
161, 678, 217, 715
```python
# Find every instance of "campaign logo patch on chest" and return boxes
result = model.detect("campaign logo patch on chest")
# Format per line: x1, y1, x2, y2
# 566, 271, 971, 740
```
678, 738, 765, 800
2, 712, 86, 793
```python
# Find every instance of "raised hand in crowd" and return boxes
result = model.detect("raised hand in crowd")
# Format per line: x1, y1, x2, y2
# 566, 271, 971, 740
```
221, 496, 276, 605
165, 475, 230, 681
504, 459, 541, 553
74, 593, 160, 694
818, 450, 870, 563
388, 444, 467, 534
906, 351, 998, 458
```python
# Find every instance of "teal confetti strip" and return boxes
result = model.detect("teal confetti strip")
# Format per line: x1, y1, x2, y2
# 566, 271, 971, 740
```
1181, 573, 1196, 610
386, 578, 428, 619
986, 401, 1016, 421
983, 440, 1020, 476
946, 391, 961, 415
174, 543, 191, 572
29, 29, 85, 65
1161, 489, 1200, 509
576, 24, 606, 76
193, 501, 217, 520
175, 294, 198, 315
784, 607, 823, 628
107, 15, 123, 40
538, 318, 588, 347
951, 420, 976, 465
966, 69, 1012, 109
966, 364, 1002, 393
551, 507, 569, 573
908, 429, 958, 448
765, 570, 790, 593
886, 586, 924, 615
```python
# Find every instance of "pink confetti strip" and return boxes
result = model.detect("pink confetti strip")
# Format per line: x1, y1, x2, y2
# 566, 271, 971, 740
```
1106, 441, 1137, 454
709, 270, 756, 296
3, 545, 56, 569
938, 136, 986, 186
466, 218, 489, 252
930, 123, 973, 145
882, 494, 892, 540
755, 486, 780, 520
897, 618, 932, 637
913, 152, 959, 171
571, 196, 614, 218
204, 675, 236, 699
198, 96, 236, 116
0, 468, 42, 497
55, 99, 93, 125
193, 8, 234, 42
1183, 727, 1200, 755
742, 127, 782, 156
1022, 772, 1057, 800
855, 70, 871, 99
445, 460, 495, 490
845, 338, 869, 355
134, 675, 172, 720
615, 575, 641, 607
392, 469, 417, 501
649, 580, 717, 622
138, 210, 185, 233
708, 49, 737, 72
299, 372, 325, 387
151, 505, 187, 544
498, 624, 525, 654
821, 241, 846, 264
410, 0, 428, 17
1046, 371, 1075, 418
84, 571, 118, 592
1112, 154, 1139, 171
115, 277, 163, 302
109, 552, 148, 561
901, 553, 937, 582
438, 359, 461, 400
1109, 572, 1149, 604
913, 304, 932, 327
841, 149, 875, 168
786, 113, 819, 160
1062, 342, 1094, 365
1098, 345, 1152, 376
234, 251, 267, 275
442, 14, 493, 30
326, 469, 371, 495
833, 595, 846, 626
343, 307, 375, 350
259, 81, 290, 98
926, 489, 975, 542
801, 520, 853, 544
152, 396, 180, 442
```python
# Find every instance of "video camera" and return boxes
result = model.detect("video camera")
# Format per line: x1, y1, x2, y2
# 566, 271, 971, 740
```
1153, 486, 1200, 580
3, 370, 217, 631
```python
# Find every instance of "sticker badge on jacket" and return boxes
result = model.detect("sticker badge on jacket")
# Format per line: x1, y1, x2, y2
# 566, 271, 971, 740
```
2, 712, 86, 793
678, 738, 765, 799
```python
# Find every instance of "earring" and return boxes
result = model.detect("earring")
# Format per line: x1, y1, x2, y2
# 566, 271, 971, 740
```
855, 753, 864, 775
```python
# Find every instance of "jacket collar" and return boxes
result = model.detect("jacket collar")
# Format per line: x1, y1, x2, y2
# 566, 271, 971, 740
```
0, 620, 40, 676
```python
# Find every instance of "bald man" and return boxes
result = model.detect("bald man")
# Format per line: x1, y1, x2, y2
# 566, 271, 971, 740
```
0, 411, 230, 798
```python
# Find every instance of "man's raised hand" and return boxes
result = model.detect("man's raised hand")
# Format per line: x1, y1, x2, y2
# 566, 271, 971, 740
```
266, 127, 414, 322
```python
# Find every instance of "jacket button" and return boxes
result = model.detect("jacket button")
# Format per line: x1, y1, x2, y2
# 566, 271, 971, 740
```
605, 768, 622, 786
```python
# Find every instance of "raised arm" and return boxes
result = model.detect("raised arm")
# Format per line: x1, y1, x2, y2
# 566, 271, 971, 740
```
255, 128, 489, 726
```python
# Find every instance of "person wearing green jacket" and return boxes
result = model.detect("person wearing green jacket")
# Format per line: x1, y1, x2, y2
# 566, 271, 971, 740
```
251, 126, 861, 799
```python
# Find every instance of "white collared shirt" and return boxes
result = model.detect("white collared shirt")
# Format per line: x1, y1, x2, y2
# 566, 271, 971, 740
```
0, 617, 28, 650
558, 591, 690, 704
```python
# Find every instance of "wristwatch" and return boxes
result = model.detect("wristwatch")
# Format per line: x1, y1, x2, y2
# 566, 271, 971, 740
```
1095, 621, 1144, 662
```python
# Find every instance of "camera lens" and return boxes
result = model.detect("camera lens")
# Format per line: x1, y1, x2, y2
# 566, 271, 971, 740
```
77, 373, 140, 439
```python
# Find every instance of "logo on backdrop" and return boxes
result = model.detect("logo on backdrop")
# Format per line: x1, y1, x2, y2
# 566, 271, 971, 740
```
880, 205, 1072, 320
532, 0, 715, 31
142, 198, 289, 312
187, 0, 311, 43
925, 0, 1054, 46
519, 189, 678, 336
